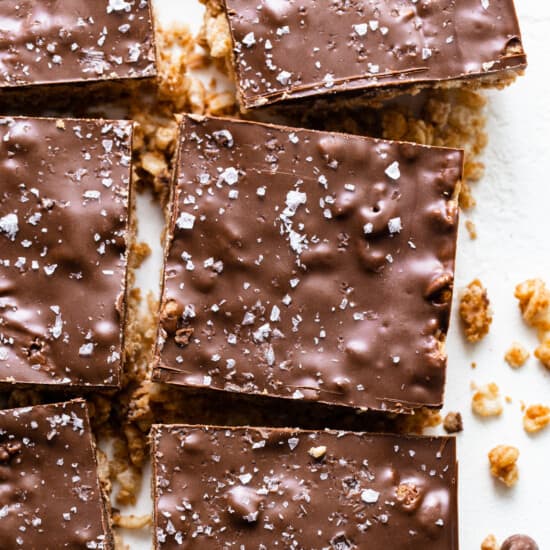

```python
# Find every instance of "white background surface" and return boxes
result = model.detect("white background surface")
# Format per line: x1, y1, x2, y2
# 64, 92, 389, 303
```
122, 1, 550, 547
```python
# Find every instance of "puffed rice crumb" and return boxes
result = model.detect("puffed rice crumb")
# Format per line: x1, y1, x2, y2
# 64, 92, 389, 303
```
515, 279, 550, 370
514, 278, 550, 332
523, 404, 550, 434
459, 279, 493, 343
504, 342, 530, 368
112, 512, 152, 529
488, 445, 519, 487
472, 383, 503, 417
481, 534, 499, 550
534, 333, 550, 370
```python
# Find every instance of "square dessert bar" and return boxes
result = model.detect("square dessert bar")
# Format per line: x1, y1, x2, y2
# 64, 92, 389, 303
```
152, 425, 458, 549
211, 0, 526, 110
0, 0, 156, 99
153, 115, 462, 412
0, 399, 113, 550
0, 117, 132, 389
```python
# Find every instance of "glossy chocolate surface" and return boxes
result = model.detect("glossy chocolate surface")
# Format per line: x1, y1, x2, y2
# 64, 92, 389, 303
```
221, 0, 526, 109
153, 115, 462, 412
0, 117, 131, 389
0, 0, 156, 91
152, 425, 458, 549
0, 400, 112, 550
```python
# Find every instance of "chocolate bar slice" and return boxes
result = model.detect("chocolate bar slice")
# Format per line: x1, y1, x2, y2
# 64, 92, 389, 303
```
153, 115, 462, 412
0, 116, 132, 389
152, 425, 458, 549
0, 0, 157, 104
206, 0, 526, 110
0, 399, 113, 549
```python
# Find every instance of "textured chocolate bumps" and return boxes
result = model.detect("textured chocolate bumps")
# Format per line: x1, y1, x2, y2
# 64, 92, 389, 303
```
152, 425, 458, 549
0, 117, 132, 389
153, 115, 462, 412
0, 400, 113, 549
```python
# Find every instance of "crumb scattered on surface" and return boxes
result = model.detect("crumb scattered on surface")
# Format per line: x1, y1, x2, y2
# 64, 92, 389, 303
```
460, 279, 492, 342
481, 534, 499, 550
534, 333, 550, 370
504, 342, 530, 368
514, 279, 550, 332
488, 444, 519, 487
112, 512, 152, 529
443, 411, 464, 433
465, 220, 478, 239
515, 279, 550, 370
523, 404, 550, 434
472, 383, 503, 417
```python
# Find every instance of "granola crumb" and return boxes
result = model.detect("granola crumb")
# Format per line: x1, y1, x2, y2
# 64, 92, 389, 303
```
443, 411, 464, 433
471, 361, 477, 369
514, 278, 550, 332
129, 241, 152, 270
534, 333, 550, 370
523, 404, 550, 434
308, 445, 327, 459
465, 219, 478, 240
504, 342, 530, 368
488, 444, 519, 487
481, 534, 499, 550
112, 512, 152, 529
472, 383, 503, 417
514, 279, 550, 370
459, 279, 493, 343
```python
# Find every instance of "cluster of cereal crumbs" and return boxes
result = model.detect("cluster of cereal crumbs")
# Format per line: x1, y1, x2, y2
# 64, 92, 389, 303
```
108, 293, 158, 506
523, 404, 550, 434
514, 278, 550, 369
481, 534, 499, 550
459, 279, 493, 343
131, 106, 179, 200
154, 20, 195, 111
130, 19, 237, 201
488, 444, 519, 487
443, 411, 464, 434
472, 383, 503, 417
504, 342, 530, 368
514, 279, 550, 331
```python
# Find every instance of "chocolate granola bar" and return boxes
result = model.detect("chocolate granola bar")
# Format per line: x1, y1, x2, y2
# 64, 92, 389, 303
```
205, 0, 526, 111
0, 399, 113, 549
0, 0, 157, 106
153, 114, 462, 412
0, 116, 132, 390
152, 424, 458, 549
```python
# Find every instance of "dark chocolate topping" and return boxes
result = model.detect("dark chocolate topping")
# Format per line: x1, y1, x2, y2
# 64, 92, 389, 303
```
222, 0, 526, 109
152, 425, 458, 549
502, 535, 539, 550
0, 399, 112, 550
0, 0, 156, 90
0, 117, 131, 389
153, 114, 462, 412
